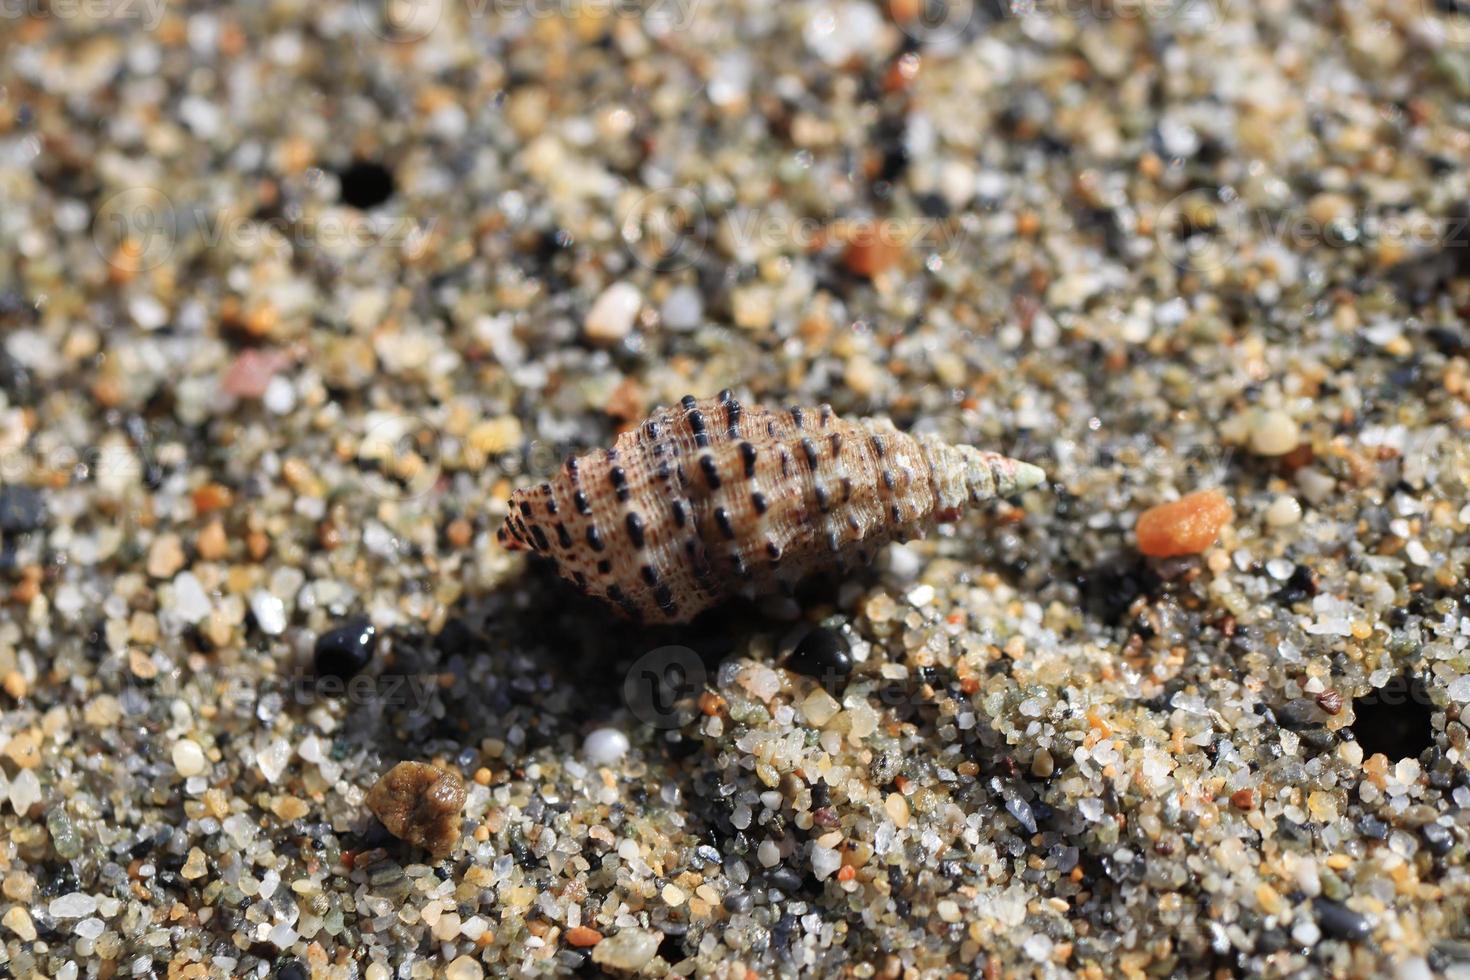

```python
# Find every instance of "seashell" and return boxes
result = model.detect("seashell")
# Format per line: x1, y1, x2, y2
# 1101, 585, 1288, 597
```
497, 392, 1045, 623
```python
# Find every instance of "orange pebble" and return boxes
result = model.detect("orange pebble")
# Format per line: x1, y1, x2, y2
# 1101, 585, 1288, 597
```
565, 926, 603, 947
1135, 489, 1233, 558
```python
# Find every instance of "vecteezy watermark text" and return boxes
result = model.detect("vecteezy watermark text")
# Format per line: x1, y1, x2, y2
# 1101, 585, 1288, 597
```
357, 0, 701, 42
93, 186, 435, 273
0, 0, 166, 30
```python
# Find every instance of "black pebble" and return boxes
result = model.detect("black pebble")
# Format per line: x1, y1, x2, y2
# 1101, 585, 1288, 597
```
434, 617, 476, 658
1271, 564, 1317, 606
722, 891, 753, 914
275, 960, 309, 980
0, 486, 47, 533
313, 618, 377, 682
1421, 822, 1454, 856
765, 866, 804, 895
1312, 896, 1371, 941
786, 628, 852, 690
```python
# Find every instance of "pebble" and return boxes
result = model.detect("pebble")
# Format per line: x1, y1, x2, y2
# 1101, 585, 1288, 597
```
49, 893, 98, 918
1135, 489, 1234, 558
171, 572, 212, 623
591, 928, 660, 971
661, 285, 703, 330
172, 739, 207, 778
1266, 494, 1303, 526
584, 282, 642, 344
565, 925, 604, 947
785, 628, 853, 687
811, 844, 842, 880
222, 348, 290, 399
365, 762, 467, 857
3, 905, 36, 942
146, 534, 185, 579
1312, 897, 1372, 941
1249, 411, 1302, 456
249, 590, 288, 636
313, 618, 377, 682
582, 727, 631, 766
0, 486, 47, 533
444, 956, 483, 980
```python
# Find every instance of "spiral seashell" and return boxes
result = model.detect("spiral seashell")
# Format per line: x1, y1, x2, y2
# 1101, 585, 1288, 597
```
498, 392, 1045, 623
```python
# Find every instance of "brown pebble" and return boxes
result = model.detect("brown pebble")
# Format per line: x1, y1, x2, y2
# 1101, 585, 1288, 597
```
1135, 489, 1234, 558
193, 483, 234, 514
1230, 788, 1256, 810
446, 518, 473, 550
246, 531, 270, 561
365, 761, 467, 858
565, 926, 603, 947
841, 221, 905, 279
2, 671, 26, 700
196, 520, 228, 561
1316, 689, 1344, 715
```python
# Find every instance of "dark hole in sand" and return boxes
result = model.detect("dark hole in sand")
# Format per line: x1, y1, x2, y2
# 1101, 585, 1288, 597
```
337, 159, 395, 209
1349, 673, 1434, 761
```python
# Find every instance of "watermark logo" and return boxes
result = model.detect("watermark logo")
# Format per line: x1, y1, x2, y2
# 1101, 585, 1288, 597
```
1152, 191, 1468, 275
0, 0, 167, 30
621, 187, 709, 272
356, 0, 702, 42
93, 186, 435, 273
891, 0, 978, 45
1153, 188, 1246, 275
359, 414, 444, 501
622, 645, 705, 729
94, 187, 177, 273
1418, 2, 1470, 49
618, 187, 967, 272
357, 0, 443, 41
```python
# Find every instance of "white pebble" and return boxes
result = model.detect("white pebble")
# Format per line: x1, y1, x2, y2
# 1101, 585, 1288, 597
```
582, 727, 631, 766
257, 738, 291, 783
810, 844, 842, 881
660, 285, 703, 330
262, 376, 296, 414
250, 590, 288, 636
49, 893, 98, 919
171, 572, 212, 624
584, 282, 642, 344
172, 739, 207, 778
757, 839, 781, 867
1250, 410, 1301, 456
9, 769, 40, 814
1266, 494, 1302, 527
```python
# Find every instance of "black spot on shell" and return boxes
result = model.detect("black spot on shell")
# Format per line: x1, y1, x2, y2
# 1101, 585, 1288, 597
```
789, 406, 804, 429
626, 511, 646, 548
751, 491, 768, 514
671, 500, 688, 527
700, 455, 721, 489
714, 507, 735, 539
586, 525, 605, 552
610, 466, 630, 502
529, 525, 550, 551
555, 523, 572, 548
800, 438, 819, 470
739, 441, 757, 478
573, 490, 591, 515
